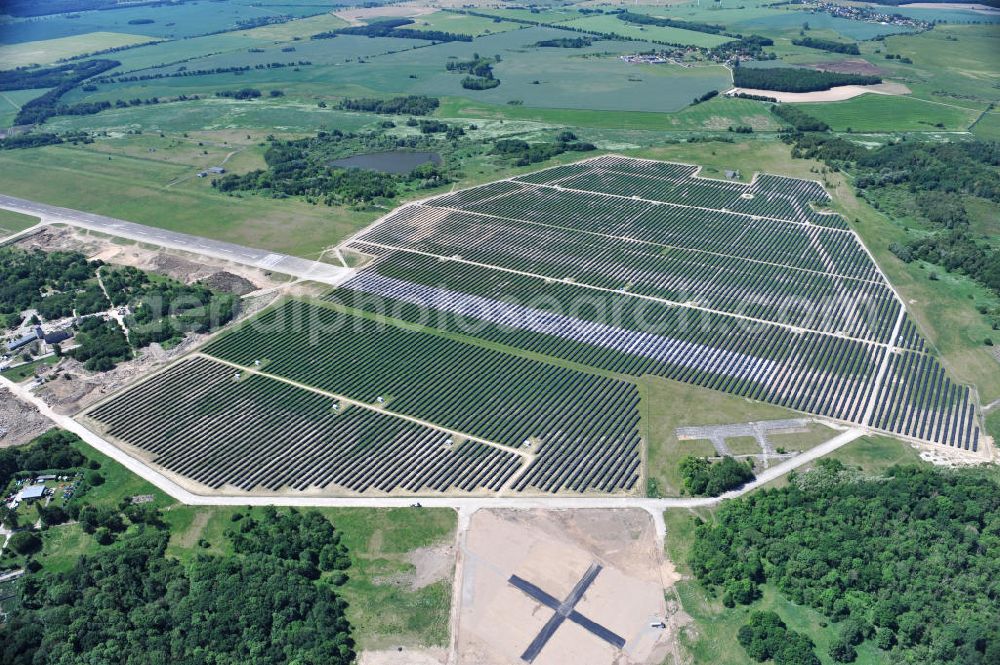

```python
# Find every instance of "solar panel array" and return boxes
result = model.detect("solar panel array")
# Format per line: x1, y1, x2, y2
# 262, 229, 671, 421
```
84, 156, 983, 497
341, 156, 981, 453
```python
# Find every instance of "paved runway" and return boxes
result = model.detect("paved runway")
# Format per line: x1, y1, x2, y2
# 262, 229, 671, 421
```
0, 193, 353, 286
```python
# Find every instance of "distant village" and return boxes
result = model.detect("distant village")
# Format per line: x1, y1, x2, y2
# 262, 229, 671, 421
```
808, 1, 932, 30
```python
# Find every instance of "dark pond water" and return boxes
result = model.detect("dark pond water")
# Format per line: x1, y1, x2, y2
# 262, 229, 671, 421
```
330, 151, 442, 174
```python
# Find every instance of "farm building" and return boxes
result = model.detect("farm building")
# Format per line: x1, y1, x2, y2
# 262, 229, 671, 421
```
43, 330, 71, 345
18, 485, 46, 502
6, 326, 42, 353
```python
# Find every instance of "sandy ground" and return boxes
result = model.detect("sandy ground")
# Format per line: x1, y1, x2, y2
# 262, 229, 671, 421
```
0, 387, 52, 447
16, 226, 282, 294
335, 4, 437, 25
456, 508, 684, 665
727, 82, 910, 103
375, 541, 456, 591
810, 59, 884, 76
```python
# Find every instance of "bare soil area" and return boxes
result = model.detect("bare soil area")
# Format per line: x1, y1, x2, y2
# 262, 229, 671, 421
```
335, 4, 436, 25
456, 508, 685, 665
0, 387, 52, 447
810, 59, 884, 76
727, 82, 910, 103
15, 226, 283, 294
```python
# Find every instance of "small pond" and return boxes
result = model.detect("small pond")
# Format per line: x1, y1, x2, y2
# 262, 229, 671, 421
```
330, 151, 441, 174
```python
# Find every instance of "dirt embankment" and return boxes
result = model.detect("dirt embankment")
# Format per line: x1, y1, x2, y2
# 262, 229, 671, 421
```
0, 387, 52, 448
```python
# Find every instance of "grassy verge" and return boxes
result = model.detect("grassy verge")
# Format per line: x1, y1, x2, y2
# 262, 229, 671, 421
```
0, 209, 40, 237
1, 356, 58, 383
642, 374, 818, 496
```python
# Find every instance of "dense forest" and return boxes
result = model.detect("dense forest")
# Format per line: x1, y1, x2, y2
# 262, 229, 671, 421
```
0, 249, 106, 329
733, 67, 880, 92
690, 461, 1000, 664
68, 316, 131, 371
2, 499, 356, 664
739, 611, 820, 665
338, 95, 439, 116
791, 37, 860, 55
678, 455, 755, 496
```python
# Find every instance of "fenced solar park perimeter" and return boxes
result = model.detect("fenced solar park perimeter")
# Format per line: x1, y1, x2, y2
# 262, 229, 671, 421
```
81, 156, 985, 497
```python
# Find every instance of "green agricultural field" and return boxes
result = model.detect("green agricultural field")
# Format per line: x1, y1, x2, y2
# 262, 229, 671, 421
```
408, 11, 525, 36
0, 0, 332, 43
559, 14, 732, 47
44, 97, 378, 134
473, 7, 585, 25
875, 24, 1000, 108
797, 93, 980, 132
0, 32, 157, 68
971, 111, 1000, 140
0, 208, 39, 236
0, 88, 50, 128
0, 142, 376, 258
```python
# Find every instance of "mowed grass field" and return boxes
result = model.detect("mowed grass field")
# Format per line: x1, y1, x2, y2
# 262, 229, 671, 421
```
0, 140, 376, 258
0, 88, 50, 128
797, 94, 981, 132
0, 208, 39, 236
642, 375, 828, 496
409, 11, 526, 36
972, 111, 1000, 140
559, 14, 732, 47
0, 32, 157, 67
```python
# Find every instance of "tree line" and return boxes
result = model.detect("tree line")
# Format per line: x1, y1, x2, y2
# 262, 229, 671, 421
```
321, 17, 472, 43
733, 67, 880, 92
785, 135, 1000, 301
792, 37, 860, 55
338, 95, 439, 116
490, 132, 596, 166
